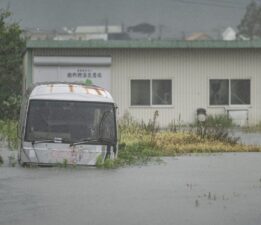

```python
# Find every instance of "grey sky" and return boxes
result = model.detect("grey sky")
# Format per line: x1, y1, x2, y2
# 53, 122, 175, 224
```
0, 0, 252, 38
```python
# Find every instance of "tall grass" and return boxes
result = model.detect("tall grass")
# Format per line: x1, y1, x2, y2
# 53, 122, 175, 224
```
96, 111, 162, 168
194, 114, 239, 144
117, 112, 261, 165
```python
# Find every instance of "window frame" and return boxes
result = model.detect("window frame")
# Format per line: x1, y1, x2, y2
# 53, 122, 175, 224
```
208, 78, 251, 107
129, 78, 174, 108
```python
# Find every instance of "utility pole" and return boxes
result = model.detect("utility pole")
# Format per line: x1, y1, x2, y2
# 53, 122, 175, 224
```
158, 24, 164, 40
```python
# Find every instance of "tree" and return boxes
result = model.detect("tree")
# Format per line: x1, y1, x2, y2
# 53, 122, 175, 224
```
127, 23, 155, 36
0, 9, 25, 120
237, 1, 261, 40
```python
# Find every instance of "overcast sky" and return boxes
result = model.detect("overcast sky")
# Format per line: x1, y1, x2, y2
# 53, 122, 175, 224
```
0, 0, 252, 39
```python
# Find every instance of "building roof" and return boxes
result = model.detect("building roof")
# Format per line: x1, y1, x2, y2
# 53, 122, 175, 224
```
26, 40, 261, 49
75, 26, 122, 34
185, 33, 211, 41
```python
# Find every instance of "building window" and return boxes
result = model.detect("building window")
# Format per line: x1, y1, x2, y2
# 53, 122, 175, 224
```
131, 80, 150, 105
131, 79, 172, 106
210, 79, 229, 105
209, 79, 250, 106
152, 80, 172, 105
231, 79, 250, 105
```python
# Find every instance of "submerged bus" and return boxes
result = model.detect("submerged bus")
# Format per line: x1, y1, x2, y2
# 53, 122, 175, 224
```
18, 82, 117, 166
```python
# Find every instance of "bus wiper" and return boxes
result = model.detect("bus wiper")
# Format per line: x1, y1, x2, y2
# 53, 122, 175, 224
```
32, 137, 63, 145
70, 138, 114, 147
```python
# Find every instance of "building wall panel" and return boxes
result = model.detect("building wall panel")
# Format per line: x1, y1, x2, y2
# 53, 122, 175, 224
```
32, 48, 261, 127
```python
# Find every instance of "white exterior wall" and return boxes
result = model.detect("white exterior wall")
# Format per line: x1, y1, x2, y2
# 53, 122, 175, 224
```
32, 48, 261, 127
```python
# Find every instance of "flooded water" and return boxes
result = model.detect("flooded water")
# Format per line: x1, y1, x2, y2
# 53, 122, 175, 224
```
232, 131, 261, 145
1, 153, 261, 225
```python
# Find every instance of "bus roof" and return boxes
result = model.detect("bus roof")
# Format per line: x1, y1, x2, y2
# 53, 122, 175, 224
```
28, 83, 114, 103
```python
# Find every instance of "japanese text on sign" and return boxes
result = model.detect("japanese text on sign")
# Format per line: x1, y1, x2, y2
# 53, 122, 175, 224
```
67, 68, 102, 79
67, 72, 102, 79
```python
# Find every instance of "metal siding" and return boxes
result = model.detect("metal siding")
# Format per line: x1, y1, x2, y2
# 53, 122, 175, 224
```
32, 48, 261, 127
22, 52, 28, 94
26, 50, 33, 91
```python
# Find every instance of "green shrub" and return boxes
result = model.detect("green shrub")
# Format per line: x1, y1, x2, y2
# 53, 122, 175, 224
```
103, 158, 116, 168
96, 155, 104, 168
62, 158, 68, 168
194, 114, 238, 144
0, 120, 19, 150
118, 142, 160, 166
1, 95, 21, 121
8, 153, 16, 167
96, 142, 161, 168
205, 114, 234, 128
96, 155, 123, 169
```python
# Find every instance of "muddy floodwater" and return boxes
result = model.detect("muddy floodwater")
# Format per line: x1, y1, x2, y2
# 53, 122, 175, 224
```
1, 153, 261, 225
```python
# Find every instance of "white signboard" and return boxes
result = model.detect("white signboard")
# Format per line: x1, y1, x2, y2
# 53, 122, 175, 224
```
33, 66, 111, 91
33, 56, 111, 91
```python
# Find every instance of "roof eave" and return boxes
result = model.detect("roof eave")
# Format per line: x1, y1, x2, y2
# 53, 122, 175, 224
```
26, 40, 261, 49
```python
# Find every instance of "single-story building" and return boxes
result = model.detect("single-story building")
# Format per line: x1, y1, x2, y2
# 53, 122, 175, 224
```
24, 40, 261, 127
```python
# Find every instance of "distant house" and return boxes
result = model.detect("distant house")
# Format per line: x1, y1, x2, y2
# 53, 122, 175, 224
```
185, 32, 212, 41
222, 27, 237, 41
23, 25, 127, 41
74, 25, 130, 40
24, 40, 261, 127
75, 26, 122, 34
53, 33, 108, 41
22, 29, 56, 40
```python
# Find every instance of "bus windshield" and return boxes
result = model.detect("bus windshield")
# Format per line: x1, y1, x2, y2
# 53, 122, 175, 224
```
25, 100, 116, 144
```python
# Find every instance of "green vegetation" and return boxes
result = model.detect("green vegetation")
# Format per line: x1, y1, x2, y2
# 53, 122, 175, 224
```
8, 153, 16, 167
0, 10, 23, 171
97, 112, 261, 168
0, 154, 3, 166
62, 158, 68, 168
97, 111, 261, 168
95, 155, 104, 168
237, 1, 261, 40
0, 9, 24, 153
0, 120, 19, 150
0, 9, 25, 121
116, 112, 261, 167
194, 114, 238, 144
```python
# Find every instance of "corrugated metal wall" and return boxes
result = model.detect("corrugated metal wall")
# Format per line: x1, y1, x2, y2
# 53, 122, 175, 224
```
33, 48, 261, 127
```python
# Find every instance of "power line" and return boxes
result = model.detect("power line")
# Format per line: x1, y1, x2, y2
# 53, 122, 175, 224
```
202, 0, 248, 4
172, 0, 246, 9
173, 0, 245, 9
